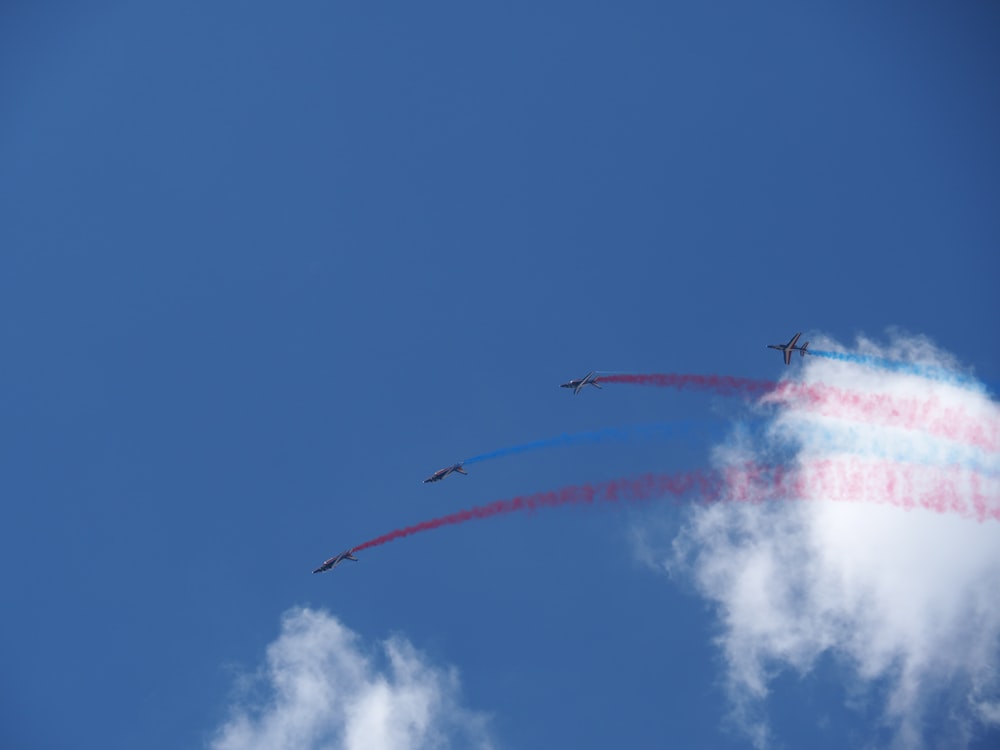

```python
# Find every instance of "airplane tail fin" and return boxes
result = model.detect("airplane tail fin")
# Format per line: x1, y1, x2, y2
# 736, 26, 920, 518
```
801, 342, 809, 356
347, 553, 358, 562
591, 381, 603, 389
455, 465, 468, 475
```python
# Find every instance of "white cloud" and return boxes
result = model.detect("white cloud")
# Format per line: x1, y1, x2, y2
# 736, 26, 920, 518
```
210, 608, 494, 750
645, 332, 1000, 748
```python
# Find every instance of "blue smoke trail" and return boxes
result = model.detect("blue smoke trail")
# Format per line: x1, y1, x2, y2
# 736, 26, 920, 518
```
458, 415, 997, 478
462, 421, 722, 465
807, 349, 993, 391
763, 420, 1000, 478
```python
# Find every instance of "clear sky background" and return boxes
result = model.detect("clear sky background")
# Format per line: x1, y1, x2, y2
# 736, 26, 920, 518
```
2, 3, 998, 749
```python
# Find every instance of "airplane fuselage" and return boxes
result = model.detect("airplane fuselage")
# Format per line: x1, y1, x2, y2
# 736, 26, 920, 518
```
767, 333, 809, 365
423, 464, 467, 483
560, 372, 601, 394
313, 550, 359, 574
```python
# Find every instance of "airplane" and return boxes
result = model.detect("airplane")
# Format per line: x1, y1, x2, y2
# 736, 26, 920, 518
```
767, 332, 810, 365
423, 463, 468, 483
313, 549, 358, 574
560, 371, 602, 395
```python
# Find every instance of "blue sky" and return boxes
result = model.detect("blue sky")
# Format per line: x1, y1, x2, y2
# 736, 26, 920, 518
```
2, 3, 998, 748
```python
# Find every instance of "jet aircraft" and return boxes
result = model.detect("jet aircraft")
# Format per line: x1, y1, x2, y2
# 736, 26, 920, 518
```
313, 549, 358, 574
423, 463, 468, 483
560, 371, 602, 394
767, 332, 810, 365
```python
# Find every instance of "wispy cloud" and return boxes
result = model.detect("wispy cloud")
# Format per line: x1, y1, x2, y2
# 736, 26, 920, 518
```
644, 332, 1000, 748
209, 608, 494, 750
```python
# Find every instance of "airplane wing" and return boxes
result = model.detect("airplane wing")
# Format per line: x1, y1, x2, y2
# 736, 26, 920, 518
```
787, 332, 801, 348
784, 349, 792, 365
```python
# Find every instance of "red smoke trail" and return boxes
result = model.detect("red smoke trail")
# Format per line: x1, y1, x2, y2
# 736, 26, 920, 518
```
352, 472, 720, 552
599, 374, 1000, 453
727, 459, 1000, 522
599, 373, 776, 396
351, 464, 999, 553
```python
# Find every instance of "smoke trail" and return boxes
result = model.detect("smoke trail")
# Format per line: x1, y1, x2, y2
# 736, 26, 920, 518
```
765, 420, 1000, 478
462, 421, 716, 465
775, 384, 1000, 454
353, 474, 703, 552
597, 373, 999, 452
460, 419, 999, 476
350, 464, 999, 554
599, 373, 775, 396
796, 458, 998, 519
807, 349, 991, 390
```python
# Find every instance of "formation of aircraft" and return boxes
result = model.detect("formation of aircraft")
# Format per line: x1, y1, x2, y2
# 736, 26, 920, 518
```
560, 371, 602, 395
423, 462, 468, 483
313, 549, 358, 574
316, 331, 812, 574
767, 331, 810, 365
